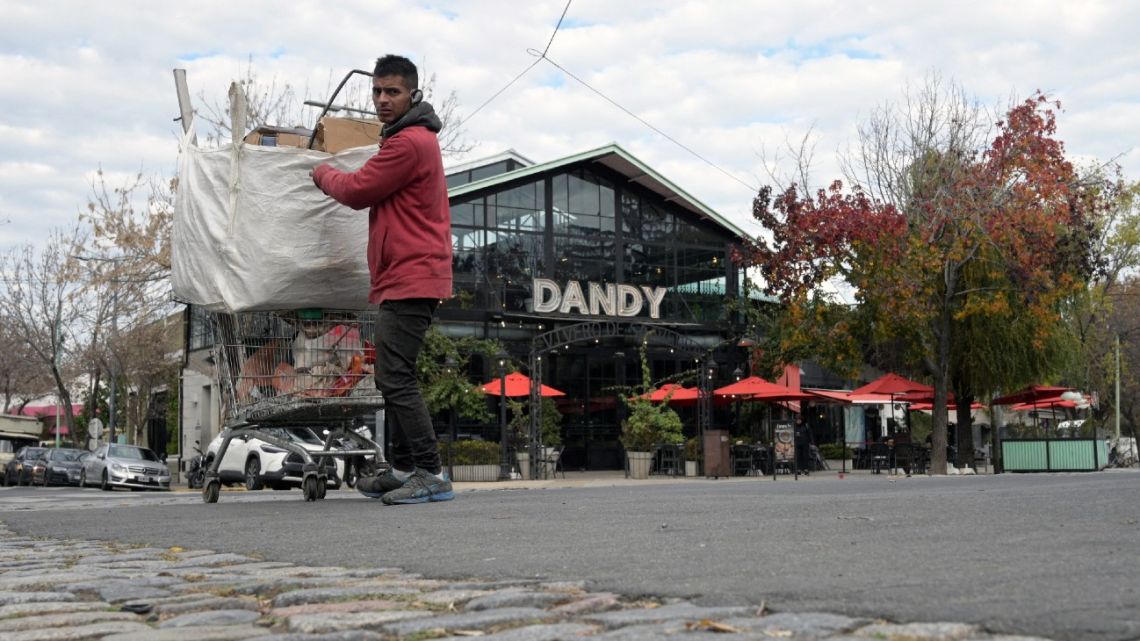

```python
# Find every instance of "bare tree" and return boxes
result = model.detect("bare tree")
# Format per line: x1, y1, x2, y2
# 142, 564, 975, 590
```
81, 168, 174, 290
193, 62, 474, 156
0, 226, 88, 434
0, 306, 52, 414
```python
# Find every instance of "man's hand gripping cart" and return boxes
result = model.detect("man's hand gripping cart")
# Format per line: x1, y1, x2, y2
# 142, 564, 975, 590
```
202, 309, 388, 503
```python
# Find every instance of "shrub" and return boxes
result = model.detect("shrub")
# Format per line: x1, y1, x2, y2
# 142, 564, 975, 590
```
620, 400, 684, 451
818, 443, 851, 460
439, 439, 500, 465
684, 437, 700, 461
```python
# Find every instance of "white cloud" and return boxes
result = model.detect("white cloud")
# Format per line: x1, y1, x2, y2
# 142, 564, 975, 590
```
0, 0, 1137, 253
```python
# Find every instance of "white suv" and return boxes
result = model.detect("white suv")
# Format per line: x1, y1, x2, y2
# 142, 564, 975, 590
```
206, 427, 344, 491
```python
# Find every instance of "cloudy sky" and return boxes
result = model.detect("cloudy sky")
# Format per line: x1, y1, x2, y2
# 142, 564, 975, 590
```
2, 0, 1138, 252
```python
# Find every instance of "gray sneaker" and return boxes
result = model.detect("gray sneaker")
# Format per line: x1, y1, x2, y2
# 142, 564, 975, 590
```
380, 468, 454, 505
357, 467, 412, 499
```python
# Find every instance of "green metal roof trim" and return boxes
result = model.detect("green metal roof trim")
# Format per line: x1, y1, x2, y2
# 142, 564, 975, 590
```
447, 143, 750, 240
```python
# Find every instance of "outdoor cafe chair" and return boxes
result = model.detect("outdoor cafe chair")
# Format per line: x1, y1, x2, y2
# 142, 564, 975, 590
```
731, 444, 755, 476
651, 443, 682, 476
869, 442, 892, 474
893, 443, 916, 475
539, 447, 565, 479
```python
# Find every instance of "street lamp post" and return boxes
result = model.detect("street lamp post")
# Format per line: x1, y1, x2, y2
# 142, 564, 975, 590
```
732, 366, 743, 440
698, 357, 717, 476
443, 355, 458, 480
496, 349, 511, 481
108, 289, 118, 445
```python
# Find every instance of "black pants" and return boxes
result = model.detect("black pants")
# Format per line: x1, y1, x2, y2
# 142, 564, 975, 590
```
374, 299, 440, 474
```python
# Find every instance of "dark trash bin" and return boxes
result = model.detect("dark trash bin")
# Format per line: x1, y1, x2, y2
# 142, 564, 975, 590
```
703, 429, 731, 477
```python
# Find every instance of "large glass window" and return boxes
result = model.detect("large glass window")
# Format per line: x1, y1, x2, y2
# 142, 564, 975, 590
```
553, 171, 614, 237
623, 242, 672, 286
187, 305, 213, 352
489, 182, 545, 232
622, 196, 673, 243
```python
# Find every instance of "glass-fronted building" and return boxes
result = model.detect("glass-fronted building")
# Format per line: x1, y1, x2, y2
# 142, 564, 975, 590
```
436, 144, 750, 470
180, 144, 759, 473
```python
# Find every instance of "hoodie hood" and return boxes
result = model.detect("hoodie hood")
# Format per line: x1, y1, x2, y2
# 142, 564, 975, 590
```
381, 101, 443, 140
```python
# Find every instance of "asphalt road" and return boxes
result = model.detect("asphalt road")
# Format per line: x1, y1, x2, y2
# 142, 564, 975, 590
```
2, 471, 1138, 641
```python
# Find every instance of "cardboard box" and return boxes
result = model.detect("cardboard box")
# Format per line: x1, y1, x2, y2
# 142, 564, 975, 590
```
244, 126, 313, 149
314, 117, 381, 154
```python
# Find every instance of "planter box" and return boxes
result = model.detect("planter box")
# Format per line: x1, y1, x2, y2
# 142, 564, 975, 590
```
627, 451, 653, 479
449, 464, 500, 482
1001, 438, 1108, 472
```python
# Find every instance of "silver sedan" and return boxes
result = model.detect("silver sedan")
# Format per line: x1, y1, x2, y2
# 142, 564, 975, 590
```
81, 444, 171, 491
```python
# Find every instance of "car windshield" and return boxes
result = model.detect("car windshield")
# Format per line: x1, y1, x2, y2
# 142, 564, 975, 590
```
259, 427, 323, 445
26, 447, 47, 459
109, 445, 160, 462
51, 449, 84, 462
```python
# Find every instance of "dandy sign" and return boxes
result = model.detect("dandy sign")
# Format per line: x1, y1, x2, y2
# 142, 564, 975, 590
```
531, 278, 667, 319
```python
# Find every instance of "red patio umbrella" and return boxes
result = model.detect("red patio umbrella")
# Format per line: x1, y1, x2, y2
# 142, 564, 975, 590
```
481, 372, 566, 398
993, 386, 1081, 433
851, 373, 932, 436
909, 401, 984, 411
713, 376, 820, 402
637, 383, 700, 406
1009, 399, 1081, 412
851, 373, 932, 396
991, 385, 1074, 406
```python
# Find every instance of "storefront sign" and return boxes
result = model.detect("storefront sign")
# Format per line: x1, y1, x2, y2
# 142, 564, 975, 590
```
774, 423, 795, 463
531, 278, 667, 319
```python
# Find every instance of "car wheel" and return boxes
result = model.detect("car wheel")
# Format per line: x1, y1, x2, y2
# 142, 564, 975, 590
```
100, 470, 111, 491
244, 457, 263, 491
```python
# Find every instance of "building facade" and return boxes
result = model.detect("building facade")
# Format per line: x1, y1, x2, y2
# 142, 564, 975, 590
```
181, 144, 758, 472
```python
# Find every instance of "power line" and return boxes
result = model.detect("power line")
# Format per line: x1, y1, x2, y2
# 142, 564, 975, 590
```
535, 52, 759, 194
457, 0, 758, 195
454, 0, 572, 131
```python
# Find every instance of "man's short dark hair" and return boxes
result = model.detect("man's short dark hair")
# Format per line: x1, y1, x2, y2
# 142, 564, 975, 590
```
374, 55, 418, 90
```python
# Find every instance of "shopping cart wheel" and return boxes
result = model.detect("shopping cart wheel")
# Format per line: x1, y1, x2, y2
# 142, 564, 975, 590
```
203, 480, 220, 504
302, 476, 319, 502
316, 479, 327, 500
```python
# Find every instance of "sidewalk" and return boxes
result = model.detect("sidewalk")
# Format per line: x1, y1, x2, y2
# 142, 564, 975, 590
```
172, 461, 993, 494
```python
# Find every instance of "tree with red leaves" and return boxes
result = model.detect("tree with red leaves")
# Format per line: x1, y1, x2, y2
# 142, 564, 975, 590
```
747, 85, 1098, 474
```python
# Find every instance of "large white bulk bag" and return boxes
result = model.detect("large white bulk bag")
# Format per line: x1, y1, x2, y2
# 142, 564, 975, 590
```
171, 129, 376, 312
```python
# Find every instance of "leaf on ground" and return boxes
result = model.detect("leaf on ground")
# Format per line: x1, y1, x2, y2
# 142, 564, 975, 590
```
685, 619, 743, 633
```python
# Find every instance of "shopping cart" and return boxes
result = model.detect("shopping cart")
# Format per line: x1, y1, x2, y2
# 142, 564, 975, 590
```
201, 309, 387, 503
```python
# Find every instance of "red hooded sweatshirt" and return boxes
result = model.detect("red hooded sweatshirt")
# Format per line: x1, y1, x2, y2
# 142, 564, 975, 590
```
312, 122, 452, 305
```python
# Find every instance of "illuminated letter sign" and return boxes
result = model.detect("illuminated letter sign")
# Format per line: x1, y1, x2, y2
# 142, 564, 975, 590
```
530, 279, 668, 319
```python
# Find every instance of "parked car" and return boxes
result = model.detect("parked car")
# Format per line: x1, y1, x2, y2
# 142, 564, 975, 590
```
35, 448, 89, 486
2, 446, 48, 486
81, 444, 171, 491
206, 426, 343, 491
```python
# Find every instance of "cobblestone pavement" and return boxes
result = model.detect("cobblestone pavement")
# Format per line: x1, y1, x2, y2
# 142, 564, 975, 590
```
0, 521, 1056, 641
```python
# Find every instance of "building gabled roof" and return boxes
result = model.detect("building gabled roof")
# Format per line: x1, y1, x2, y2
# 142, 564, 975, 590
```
445, 148, 535, 174
447, 143, 749, 241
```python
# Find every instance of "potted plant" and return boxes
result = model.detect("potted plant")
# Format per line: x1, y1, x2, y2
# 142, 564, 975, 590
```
509, 396, 564, 479
620, 398, 683, 479
684, 436, 700, 477
437, 439, 500, 482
